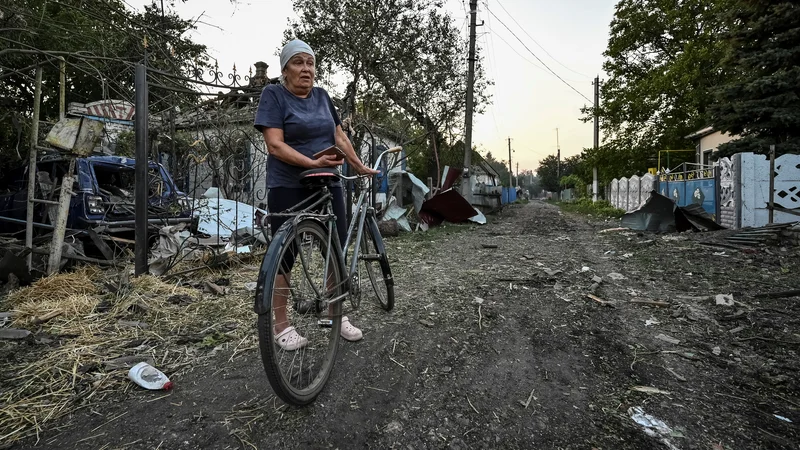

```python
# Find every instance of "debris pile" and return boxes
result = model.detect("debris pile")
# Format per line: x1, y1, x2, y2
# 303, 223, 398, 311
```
0, 260, 261, 445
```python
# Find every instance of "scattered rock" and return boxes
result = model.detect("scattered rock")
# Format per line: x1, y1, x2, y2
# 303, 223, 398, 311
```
384, 421, 403, 434
204, 281, 226, 295
655, 333, 680, 345
715, 294, 734, 306
0, 328, 32, 340
630, 386, 672, 395
117, 320, 149, 329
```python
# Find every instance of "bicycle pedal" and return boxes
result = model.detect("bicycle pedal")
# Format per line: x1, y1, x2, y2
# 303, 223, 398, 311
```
317, 319, 333, 328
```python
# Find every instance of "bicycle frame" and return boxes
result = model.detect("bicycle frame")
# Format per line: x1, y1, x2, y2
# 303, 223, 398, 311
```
266, 146, 400, 308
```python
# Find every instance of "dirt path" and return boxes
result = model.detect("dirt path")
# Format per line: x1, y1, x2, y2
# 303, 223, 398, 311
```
15, 201, 799, 450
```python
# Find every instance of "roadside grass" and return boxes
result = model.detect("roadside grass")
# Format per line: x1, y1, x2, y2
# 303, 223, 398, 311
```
391, 221, 474, 246
552, 198, 625, 218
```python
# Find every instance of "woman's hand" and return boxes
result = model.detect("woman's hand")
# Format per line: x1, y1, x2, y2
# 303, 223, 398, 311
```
355, 165, 380, 176
311, 154, 344, 169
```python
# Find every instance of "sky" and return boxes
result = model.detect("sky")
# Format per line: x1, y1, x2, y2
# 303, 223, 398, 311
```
127, 0, 618, 174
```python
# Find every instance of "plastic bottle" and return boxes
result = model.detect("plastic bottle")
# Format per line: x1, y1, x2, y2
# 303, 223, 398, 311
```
128, 362, 173, 390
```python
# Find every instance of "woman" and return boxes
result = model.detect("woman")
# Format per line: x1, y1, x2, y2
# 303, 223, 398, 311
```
254, 39, 378, 350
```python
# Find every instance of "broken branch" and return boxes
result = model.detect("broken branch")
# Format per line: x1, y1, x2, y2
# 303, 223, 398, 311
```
753, 289, 800, 299
586, 294, 614, 307
32, 310, 63, 325
466, 396, 479, 414
629, 300, 671, 307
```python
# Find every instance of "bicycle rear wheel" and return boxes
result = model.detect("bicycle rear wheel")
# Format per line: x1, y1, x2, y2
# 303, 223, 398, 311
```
360, 216, 394, 311
255, 219, 344, 406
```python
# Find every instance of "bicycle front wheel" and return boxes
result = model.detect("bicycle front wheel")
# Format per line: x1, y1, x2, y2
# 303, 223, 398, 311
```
361, 216, 395, 311
255, 219, 344, 406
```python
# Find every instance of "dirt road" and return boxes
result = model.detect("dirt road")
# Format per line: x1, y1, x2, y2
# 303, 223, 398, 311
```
14, 200, 799, 449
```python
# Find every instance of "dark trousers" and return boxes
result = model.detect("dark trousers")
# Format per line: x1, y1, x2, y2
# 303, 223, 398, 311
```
268, 186, 347, 273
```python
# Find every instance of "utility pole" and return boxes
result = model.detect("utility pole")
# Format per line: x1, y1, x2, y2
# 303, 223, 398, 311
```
507, 137, 513, 187
556, 128, 561, 199
592, 76, 600, 202
461, 0, 479, 203
556, 128, 561, 179
769, 144, 775, 224
516, 162, 519, 187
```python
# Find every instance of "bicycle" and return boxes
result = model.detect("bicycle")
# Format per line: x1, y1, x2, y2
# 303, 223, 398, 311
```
254, 146, 401, 406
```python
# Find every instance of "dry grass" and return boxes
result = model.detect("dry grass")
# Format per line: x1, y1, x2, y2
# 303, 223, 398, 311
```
5, 266, 100, 305
0, 258, 261, 445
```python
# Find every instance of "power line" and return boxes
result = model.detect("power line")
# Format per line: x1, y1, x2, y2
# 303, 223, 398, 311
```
478, 5, 501, 136
493, 0, 592, 80
483, 4, 593, 104
486, 25, 546, 72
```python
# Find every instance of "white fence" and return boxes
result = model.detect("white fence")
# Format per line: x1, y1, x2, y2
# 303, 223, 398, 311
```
608, 173, 657, 212
609, 152, 800, 229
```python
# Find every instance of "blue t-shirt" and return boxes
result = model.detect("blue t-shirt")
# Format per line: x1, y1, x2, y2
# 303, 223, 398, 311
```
254, 84, 342, 188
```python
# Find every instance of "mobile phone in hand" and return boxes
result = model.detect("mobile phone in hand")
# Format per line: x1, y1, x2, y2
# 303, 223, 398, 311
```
313, 145, 346, 161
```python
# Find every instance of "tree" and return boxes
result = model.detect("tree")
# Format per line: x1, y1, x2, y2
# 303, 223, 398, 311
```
535, 154, 581, 193
286, 0, 491, 179
710, 1, 800, 157
482, 151, 510, 186
0, 0, 208, 164
582, 0, 732, 180
517, 170, 539, 197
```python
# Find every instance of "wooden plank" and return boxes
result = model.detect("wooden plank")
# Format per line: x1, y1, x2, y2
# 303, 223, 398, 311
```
6, 244, 119, 267
26, 66, 43, 271
102, 235, 136, 245
31, 198, 60, 206
88, 228, 115, 261
47, 160, 75, 275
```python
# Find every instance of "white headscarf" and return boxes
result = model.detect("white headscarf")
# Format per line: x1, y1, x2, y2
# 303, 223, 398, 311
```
280, 39, 315, 72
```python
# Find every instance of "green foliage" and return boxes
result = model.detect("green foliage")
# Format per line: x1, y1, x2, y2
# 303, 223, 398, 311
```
482, 151, 510, 185
518, 170, 538, 196
114, 130, 136, 157
199, 330, 231, 349
559, 174, 586, 198
582, 0, 733, 181
558, 198, 625, 218
710, 0, 800, 158
536, 154, 582, 192
286, 0, 491, 180
0, 0, 208, 162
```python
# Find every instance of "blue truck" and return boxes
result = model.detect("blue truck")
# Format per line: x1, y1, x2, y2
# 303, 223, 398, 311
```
0, 155, 190, 234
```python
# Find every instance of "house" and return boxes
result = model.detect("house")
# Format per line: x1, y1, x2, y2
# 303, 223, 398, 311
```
685, 126, 740, 168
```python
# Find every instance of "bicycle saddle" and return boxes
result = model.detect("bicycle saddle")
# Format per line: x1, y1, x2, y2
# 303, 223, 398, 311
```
299, 168, 339, 188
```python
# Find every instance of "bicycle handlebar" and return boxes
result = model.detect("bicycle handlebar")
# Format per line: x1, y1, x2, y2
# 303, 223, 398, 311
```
338, 146, 402, 181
